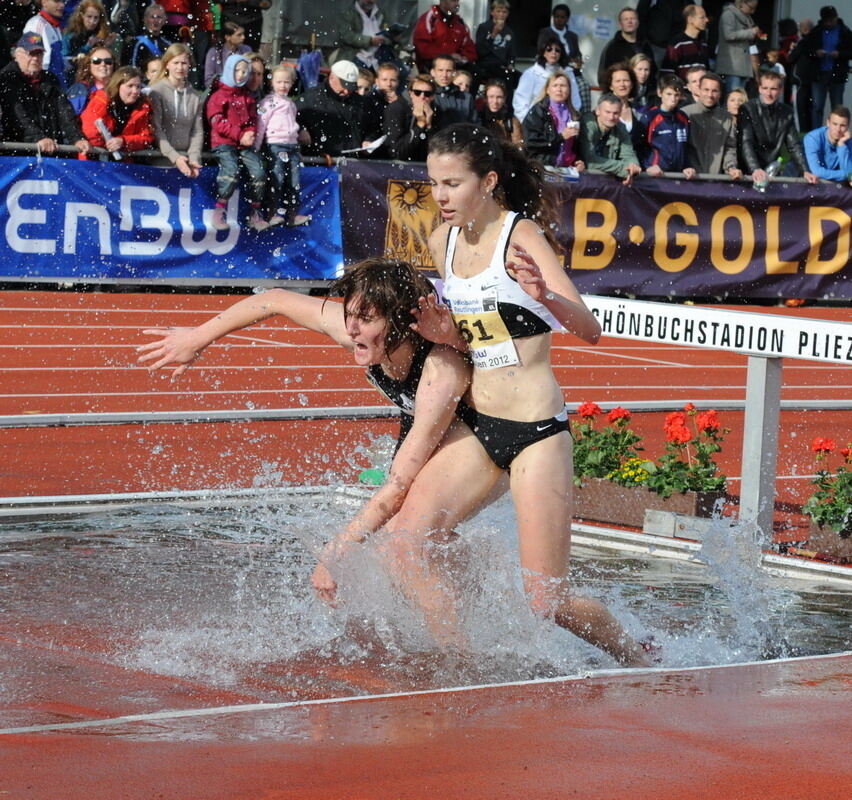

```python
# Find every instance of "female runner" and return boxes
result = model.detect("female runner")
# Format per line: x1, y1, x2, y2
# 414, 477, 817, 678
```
395, 122, 650, 666
136, 259, 471, 614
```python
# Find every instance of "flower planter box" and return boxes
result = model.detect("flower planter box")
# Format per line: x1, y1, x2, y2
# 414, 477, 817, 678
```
807, 520, 852, 563
574, 477, 725, 529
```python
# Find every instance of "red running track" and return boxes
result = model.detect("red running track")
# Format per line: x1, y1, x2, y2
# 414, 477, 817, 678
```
1, 291, 850, 539
1, 291, 851, 799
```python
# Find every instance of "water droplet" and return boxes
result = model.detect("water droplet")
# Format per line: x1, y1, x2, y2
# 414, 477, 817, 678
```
298, 393, 309, 406
246, 401, 255, 410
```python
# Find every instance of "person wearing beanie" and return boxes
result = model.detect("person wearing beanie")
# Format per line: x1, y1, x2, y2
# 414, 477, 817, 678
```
206, 52, 268, 231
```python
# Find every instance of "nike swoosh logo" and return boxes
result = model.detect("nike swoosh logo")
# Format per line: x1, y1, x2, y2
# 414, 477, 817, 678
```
536, 424, 552, 432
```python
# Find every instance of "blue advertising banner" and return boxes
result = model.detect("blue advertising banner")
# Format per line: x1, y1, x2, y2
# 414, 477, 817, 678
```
340, 160, 852, 300
0, 157, 342, 283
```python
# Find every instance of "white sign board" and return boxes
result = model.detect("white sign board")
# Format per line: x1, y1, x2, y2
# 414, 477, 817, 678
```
583, 296, 852, 365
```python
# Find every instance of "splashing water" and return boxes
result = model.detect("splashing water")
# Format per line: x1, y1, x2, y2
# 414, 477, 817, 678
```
0, 489, 849, 704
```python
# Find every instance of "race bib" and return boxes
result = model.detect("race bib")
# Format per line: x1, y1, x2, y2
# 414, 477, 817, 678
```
450, 291, 519, 370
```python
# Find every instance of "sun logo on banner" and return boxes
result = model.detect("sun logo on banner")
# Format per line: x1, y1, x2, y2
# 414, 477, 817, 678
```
385, 181, 440, 268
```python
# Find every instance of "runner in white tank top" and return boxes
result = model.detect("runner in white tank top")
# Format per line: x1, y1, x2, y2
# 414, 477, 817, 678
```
387, 123, 654, 667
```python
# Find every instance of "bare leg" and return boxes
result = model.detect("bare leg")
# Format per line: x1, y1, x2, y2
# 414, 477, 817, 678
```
382, 424, 503, 647
509, 432, 649, 667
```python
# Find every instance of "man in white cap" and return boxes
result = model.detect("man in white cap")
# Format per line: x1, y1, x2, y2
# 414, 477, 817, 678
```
0, 32, 90, 155
297, 59, 367, 156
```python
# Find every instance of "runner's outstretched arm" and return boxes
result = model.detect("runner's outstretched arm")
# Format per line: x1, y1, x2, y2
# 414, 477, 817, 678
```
137, 289, 349, 377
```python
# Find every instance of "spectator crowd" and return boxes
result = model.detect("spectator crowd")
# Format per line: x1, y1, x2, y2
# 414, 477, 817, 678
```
0, 0, 849, 229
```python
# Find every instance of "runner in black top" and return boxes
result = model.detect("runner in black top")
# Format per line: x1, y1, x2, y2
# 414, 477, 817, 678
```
137, 258, 473, 610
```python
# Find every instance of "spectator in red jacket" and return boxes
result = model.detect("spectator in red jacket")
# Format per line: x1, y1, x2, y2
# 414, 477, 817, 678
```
80, 65, 154, 157
413, 0, 476, 73
205, 52, 268, 231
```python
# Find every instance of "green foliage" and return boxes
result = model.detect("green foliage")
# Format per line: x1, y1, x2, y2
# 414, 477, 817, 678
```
571, 404, 643, 484
804, 444, 852, 537
571, 403, 729, 498
644, 408, 728, 498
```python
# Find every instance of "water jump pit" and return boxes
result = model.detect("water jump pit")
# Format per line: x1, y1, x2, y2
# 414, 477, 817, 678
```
1, 486, 850, 799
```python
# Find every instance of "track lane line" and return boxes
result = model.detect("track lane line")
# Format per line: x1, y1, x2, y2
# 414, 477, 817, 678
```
0, 652, 848, 737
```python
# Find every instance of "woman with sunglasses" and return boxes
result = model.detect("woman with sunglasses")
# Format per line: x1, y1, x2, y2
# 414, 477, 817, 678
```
66, 45, 116, 115
386, 74, 440, 161
512, 34, 579, 124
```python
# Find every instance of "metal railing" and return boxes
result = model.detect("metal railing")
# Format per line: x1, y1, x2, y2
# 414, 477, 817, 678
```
0, 140, 821, 183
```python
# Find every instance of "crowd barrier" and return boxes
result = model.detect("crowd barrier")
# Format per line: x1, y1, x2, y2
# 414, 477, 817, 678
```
0, 149, 849, 298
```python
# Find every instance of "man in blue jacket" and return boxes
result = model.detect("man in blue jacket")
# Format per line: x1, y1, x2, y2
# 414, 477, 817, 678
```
804, 106, 852, 182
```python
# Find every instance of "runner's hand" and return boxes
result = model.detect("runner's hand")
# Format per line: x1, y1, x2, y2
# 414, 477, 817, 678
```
311, 560, 339, 605
507, 243, 547, 302
410, 294, 459, 346
137, 327, 206, 378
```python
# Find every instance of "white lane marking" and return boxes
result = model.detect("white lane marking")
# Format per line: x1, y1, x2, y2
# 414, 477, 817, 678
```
4, 387, 852, 397
0, 365, 358, 372
0, 388, 380, 398
0, 651, 848, 736
565, 346, 686, 368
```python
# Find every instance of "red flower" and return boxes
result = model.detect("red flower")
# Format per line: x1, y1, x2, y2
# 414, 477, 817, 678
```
842, 447, 852, 462
607, 406, 631, 424
666, 424, 692, 445
812, 437, 837, 453
696, 410, 720, 432
663, 411, 687, 434
683, 403, 696, 413
578, 402, 602, 418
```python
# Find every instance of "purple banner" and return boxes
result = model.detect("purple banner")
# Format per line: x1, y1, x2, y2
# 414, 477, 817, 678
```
340, 161, 852, 300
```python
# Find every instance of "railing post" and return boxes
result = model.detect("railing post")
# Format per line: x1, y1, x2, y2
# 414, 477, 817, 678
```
739, 356, 783, 537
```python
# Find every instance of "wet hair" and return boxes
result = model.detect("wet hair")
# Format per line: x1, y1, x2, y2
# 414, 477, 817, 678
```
327, 259, 434, 356
428, 123, 562, 251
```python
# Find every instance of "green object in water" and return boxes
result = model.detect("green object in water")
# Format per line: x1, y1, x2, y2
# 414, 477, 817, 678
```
358, 468, 385, 485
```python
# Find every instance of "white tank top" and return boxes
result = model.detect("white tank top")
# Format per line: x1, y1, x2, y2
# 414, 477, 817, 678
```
442, 211, 563, 370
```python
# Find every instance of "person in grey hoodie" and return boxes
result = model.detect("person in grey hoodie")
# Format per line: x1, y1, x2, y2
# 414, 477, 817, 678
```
147, 43, 203, 178
716, 0, 762, 94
